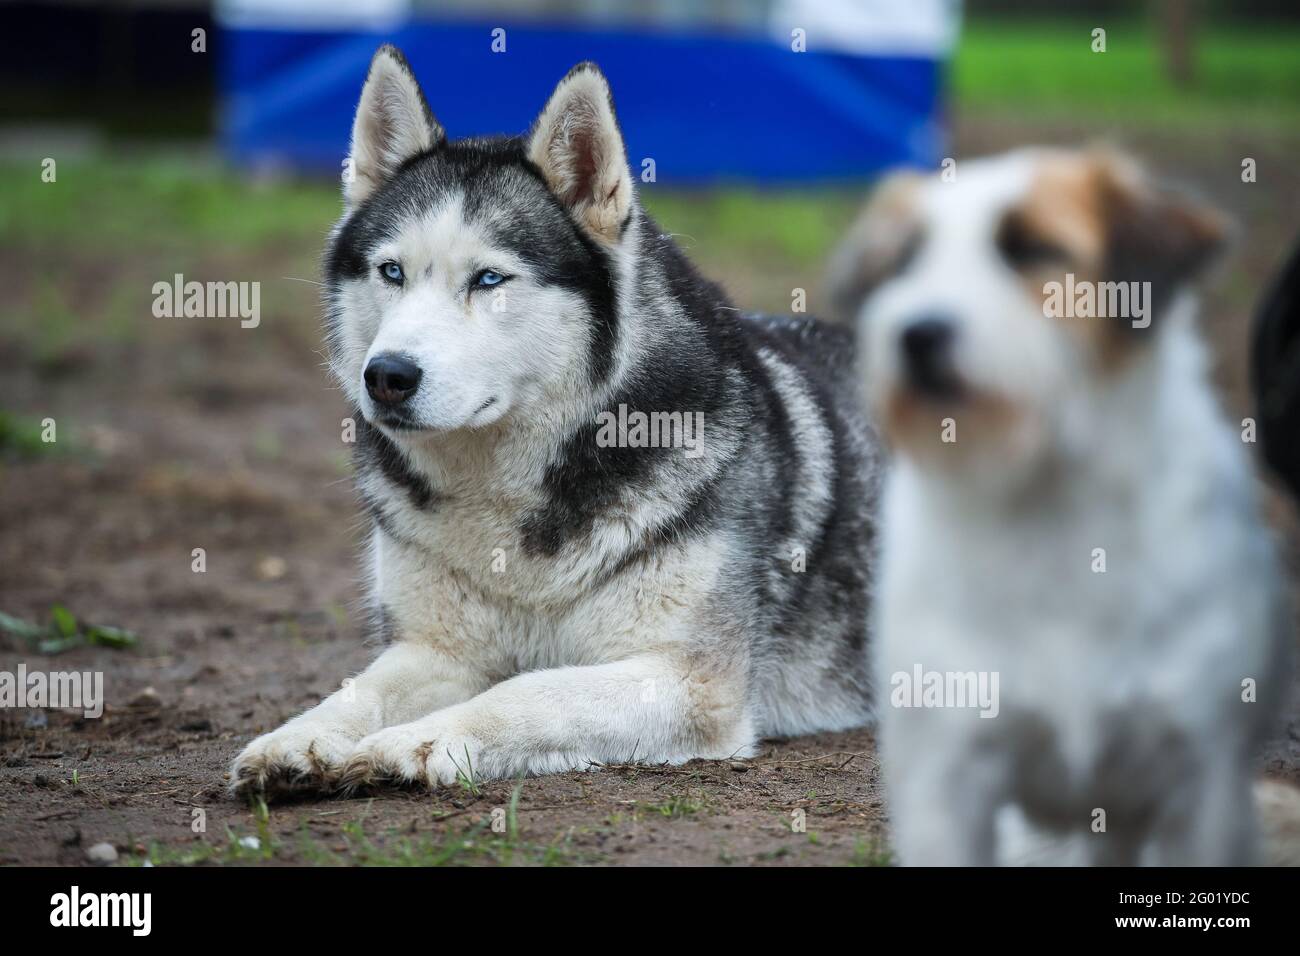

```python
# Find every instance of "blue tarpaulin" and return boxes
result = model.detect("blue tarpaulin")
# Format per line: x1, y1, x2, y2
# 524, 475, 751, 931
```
219, 4, 952, 184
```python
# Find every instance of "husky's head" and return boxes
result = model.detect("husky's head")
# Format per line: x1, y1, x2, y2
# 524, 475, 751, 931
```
827, 148, 1226, 487
325, 46, 634, 435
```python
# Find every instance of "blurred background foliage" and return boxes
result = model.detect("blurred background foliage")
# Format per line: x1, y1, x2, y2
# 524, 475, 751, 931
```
0, 0, 1297, 373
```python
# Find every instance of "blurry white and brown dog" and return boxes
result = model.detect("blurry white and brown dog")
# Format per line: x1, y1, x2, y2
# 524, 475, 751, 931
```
829, 147, 1294, 865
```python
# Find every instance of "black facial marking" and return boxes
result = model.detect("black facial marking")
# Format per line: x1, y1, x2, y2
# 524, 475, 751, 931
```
355, 414, 439, 510
996, 211, 1071, 270
474, 155, 619, 386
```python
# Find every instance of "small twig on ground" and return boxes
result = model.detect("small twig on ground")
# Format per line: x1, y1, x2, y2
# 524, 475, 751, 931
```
131, 788, 181, 798
770, 750, 869, 769
34, 809, 78, 822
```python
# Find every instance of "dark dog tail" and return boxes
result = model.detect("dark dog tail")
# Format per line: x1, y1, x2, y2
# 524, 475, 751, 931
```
1253, 236, 1300, 499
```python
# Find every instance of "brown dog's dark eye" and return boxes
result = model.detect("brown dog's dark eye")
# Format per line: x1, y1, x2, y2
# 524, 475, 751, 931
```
996, 214, 1069, 269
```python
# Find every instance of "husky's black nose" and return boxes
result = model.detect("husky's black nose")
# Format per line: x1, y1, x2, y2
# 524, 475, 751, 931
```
364, 353, 422, 406
900, 316, 960, 398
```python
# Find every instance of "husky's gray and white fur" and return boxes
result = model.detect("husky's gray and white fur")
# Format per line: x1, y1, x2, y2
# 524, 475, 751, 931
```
230, 46, 881, 795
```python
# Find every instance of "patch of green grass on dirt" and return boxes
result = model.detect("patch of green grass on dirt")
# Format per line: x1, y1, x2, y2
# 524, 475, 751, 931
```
131, 831, 273, 867
2, 265, 168, 365
849, 836, 895, 867
0, 411, 59, 459
132, 789, 583, 867
953, 18, 1300, 129
641, 190, 860, 270
0, 154, 855, 338
129, 801, 276, 867
0, 158, 341, 253
0, 604, 137, 654
0, 155, 853, 271
642, 792, 712, 820
311, 817, 580, 867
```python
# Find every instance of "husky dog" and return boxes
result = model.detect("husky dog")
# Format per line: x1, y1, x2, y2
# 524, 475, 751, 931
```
230, 46, 880, 796
829, 147, 1291, 865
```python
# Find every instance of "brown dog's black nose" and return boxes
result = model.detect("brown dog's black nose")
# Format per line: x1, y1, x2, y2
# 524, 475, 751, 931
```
364, 353, 422, 406
900, 317, 960, 398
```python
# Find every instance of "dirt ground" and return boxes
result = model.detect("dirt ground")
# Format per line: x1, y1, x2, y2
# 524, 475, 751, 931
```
1, 112, 1298, 866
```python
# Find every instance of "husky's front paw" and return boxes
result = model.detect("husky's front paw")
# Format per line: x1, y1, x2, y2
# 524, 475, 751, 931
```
338, 716, 483, 792
230, 720, 356, 799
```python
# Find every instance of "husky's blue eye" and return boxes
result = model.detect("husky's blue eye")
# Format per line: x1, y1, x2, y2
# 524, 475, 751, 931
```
379, 261, 404, 284
476, 270, 505, 287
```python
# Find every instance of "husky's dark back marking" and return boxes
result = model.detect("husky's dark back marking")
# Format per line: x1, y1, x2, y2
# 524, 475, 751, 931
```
517, 223, 739, 559
742, 316, 875, 614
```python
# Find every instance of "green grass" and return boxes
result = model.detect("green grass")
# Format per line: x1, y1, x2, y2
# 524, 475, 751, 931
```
0, 157, 341, 252
1, 20, 1293, 255
643, 793, 711, 819
131, 790, 581, 867
0, 411, 58, 459
130, 808, 276, 867
849, 836, 895, 867
0, 155, 850, 271
953, 18, 1300, 127
642, 190, 857, 270
318, 813, 578, 866
0, 156, 855, 330
0, 604, 137, 654
0, 158, 340, 361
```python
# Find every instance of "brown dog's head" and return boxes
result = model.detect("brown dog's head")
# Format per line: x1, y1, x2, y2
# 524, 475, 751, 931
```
828, 147, 1228, 485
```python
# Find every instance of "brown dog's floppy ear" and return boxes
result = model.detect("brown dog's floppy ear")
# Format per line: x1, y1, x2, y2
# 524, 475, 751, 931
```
824, 170, 926, 324
1091, 150, 1232, 320
345, 45, 445, 207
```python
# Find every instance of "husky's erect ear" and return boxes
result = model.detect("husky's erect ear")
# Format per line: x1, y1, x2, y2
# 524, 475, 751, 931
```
345, 45, 444, 206
526, 63, 632, 245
